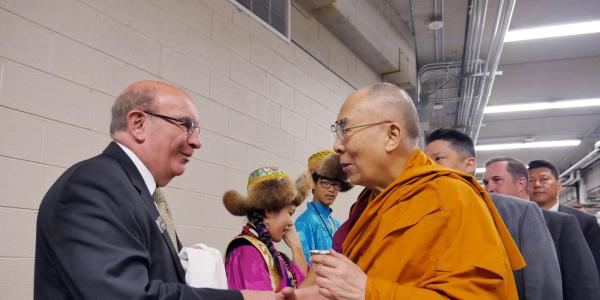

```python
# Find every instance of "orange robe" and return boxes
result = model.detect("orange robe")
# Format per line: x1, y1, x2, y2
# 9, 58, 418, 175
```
342, 149, 525, 299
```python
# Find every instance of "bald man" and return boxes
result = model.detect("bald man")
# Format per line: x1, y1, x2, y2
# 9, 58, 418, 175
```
35, 81, 283, 300
425, 128, 561, 300
307, 83, 524, 299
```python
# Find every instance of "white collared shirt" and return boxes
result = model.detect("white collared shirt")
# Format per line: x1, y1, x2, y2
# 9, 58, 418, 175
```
548, 201, 560, 212
116, 142, 156, 195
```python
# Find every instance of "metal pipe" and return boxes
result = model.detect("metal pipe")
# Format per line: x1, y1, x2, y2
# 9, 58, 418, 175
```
560, 144, 600, 180
470, 0, 516, 142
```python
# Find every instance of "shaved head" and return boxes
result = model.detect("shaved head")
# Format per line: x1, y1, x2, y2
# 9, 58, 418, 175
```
365, 83, 419, 140
333, 83, 420, 192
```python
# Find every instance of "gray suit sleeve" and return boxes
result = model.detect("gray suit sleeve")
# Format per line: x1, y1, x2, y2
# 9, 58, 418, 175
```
519, 204, 562, 300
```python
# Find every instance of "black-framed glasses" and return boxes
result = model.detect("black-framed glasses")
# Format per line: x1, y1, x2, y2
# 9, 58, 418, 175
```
143, 111, 199, 136
318, 179, 341, 191
330, 120, 392, 139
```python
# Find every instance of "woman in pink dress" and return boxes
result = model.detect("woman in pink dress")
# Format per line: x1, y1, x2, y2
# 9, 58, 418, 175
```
223, 167, 311, 292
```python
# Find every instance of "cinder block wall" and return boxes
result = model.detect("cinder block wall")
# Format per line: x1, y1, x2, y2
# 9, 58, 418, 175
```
0, 1, 379, 297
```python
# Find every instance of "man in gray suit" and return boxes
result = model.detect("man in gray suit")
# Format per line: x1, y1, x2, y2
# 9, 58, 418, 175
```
486, 157, 600, 300
425, 128, 561, 300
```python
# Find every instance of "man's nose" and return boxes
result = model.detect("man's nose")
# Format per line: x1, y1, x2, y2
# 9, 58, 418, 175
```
188, 131, 202, 149
333, 137, 344, 153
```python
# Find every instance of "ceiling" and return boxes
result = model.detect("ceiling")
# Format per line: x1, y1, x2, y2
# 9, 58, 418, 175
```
480, 0, 600, 172
387, 0, 600, 172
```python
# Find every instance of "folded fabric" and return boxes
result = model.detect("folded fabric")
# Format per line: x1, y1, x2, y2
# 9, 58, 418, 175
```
179, 243, 228, 289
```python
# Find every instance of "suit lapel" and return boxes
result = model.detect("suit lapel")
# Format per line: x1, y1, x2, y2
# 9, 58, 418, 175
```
102, 142, 186, 282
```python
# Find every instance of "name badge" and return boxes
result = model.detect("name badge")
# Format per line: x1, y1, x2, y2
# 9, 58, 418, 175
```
156, 216, 166, 233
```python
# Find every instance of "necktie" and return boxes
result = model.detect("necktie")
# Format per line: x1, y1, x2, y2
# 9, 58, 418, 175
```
153, 188, 178, 250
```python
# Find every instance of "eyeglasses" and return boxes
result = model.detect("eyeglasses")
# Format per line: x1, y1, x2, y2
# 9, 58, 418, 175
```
143, 111, 200, 136
319, 179, 341, 191
330, 120, 392, 139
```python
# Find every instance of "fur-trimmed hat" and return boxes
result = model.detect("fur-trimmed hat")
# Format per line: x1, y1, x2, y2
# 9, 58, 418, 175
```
308, 150, 353, 192
223, 167, 312, 216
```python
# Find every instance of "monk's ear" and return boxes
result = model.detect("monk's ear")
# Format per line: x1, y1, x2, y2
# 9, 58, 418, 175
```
127, 110, 147, 142
384, 122, 402, 152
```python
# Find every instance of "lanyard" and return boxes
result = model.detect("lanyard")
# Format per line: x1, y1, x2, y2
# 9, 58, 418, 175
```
310, 202, 335, 240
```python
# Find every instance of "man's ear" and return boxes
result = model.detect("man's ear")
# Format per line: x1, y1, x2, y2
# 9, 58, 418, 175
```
384, 122, 402, 152
464, 156, 477, 174
517, 176, 528, 190
127, 110, 146, 142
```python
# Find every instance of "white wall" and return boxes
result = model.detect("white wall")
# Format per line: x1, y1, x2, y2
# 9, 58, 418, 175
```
0, 0, 379, 297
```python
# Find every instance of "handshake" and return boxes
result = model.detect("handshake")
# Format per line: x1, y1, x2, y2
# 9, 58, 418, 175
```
250, 250, 367, 300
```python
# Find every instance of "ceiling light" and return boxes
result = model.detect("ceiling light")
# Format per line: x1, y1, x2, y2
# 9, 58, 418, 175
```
428, 17, 444, 30
432, 103, 444, 110
504, 20, 600, 42
476, 140, 581, 151
476, 168, 486, 174
484, 98, 600, 114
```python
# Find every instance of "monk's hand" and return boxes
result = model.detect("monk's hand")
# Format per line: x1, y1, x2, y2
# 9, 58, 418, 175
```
311, 250, 367, 300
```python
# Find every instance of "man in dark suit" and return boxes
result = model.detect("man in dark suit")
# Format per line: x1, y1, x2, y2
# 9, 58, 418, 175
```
34, 81, 281, 299
485, 157, 600, 299
528, 159, 600, 280
425, 128, 561, 300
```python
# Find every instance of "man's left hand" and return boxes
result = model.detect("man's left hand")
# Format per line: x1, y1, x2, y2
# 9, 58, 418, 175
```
311, 250, 367, 300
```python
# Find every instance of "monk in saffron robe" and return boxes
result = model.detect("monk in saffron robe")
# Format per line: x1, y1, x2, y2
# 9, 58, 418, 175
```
283, 83, 525, 300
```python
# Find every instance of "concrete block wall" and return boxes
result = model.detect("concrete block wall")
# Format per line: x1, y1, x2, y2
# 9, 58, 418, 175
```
0, 0, 378, 297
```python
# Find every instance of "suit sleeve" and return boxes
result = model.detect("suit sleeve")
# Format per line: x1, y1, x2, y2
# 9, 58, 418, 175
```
582, 213, 600, 277
519, 204, 562, 300
561, 215, 600, 300
49, 167, 242, 300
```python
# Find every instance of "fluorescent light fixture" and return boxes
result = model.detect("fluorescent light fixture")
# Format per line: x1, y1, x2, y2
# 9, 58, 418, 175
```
485, 98, 600, 114
505, 20, 600, 42
476, 168, 486, 174
476, 140, 581, 151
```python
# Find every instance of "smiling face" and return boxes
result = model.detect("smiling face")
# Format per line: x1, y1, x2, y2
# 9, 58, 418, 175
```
265, 205, 296, 242
142, 87, 202, 186
332, 91, 390, 190
528, 167, 562, 209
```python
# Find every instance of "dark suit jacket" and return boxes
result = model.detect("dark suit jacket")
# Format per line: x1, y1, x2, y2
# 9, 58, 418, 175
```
34, 142, 242, 299
542, 209, 600, 300
558, 204, 600, 277
489, 193, 561, 300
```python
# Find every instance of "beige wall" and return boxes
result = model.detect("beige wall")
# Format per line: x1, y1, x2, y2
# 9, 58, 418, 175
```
0, 0, 379, 297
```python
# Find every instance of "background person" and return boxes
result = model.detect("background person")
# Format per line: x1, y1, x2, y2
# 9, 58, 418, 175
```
224, 167, 311, 291
296, 150, 352, 264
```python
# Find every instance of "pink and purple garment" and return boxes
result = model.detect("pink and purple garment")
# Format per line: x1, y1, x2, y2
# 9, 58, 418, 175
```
226, 244, 306, 291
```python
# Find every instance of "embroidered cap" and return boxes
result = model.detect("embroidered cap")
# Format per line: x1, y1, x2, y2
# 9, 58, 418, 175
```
224, 167, 312, 216
247, 167, 288, 189
308, 150, 335, 175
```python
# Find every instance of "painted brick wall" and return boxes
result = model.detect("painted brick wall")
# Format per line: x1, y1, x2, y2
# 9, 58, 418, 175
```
0, 0, 379, 297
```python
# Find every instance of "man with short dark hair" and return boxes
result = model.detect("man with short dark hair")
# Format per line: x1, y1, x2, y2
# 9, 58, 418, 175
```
484, 156, 600, 299
34, 80, 283, 300
425, 128, 561, 300
528, 159, 600, 281
296, 150, 352, 264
